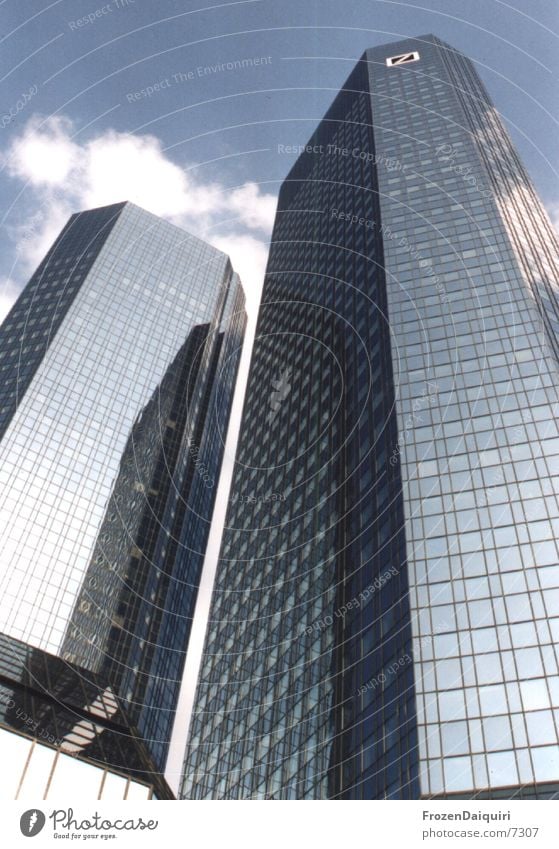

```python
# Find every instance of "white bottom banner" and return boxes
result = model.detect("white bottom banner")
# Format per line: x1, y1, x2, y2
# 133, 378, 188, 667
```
2, 799, 558, 848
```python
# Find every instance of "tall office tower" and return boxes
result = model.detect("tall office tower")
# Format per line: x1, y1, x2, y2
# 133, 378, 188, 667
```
0, 201, 246, 792
183, 35, 559, 799
62, 282, 245, 773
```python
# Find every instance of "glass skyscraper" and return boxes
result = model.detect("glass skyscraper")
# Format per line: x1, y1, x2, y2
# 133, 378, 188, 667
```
182, 35, 559, 799
0, 201, 246, 794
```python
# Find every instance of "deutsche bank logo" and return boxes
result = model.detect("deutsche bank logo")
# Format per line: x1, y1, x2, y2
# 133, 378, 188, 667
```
386, 51, 420, 66
19, 809, 46, 837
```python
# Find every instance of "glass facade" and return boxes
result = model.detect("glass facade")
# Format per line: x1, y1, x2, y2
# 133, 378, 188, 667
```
0, 633, 173, 799
368, 35, 559, 798
182, 35, 559, 799
183, 50, 417, 801
0, 202, 239, 653
60, 278, 246, 773
0, 201, 246, 783
0, 203, 126, 444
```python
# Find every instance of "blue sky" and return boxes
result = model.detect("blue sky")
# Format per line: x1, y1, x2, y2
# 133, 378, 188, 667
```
1, 0, 558, 317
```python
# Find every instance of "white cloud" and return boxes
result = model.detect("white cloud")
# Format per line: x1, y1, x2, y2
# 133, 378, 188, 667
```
83, 130, 201, 218
211, 233, 268, 317
546, 201, 559, 234
1, 114, 276, 314
7, 116, 79, 187
0, 277, 21, 324
224, 182, 277, 232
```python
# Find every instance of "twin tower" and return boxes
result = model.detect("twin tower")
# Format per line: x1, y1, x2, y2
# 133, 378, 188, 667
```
1, 35, 559, 800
